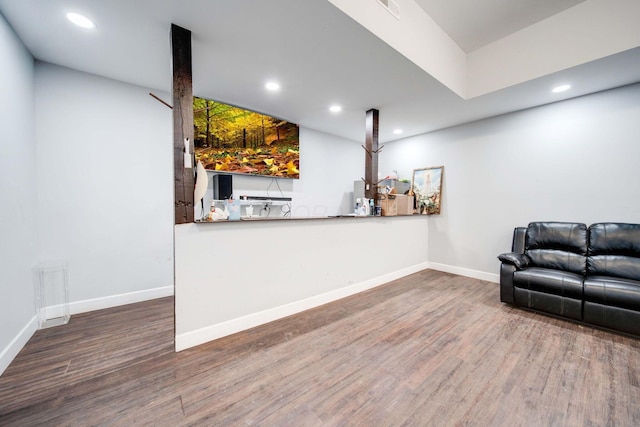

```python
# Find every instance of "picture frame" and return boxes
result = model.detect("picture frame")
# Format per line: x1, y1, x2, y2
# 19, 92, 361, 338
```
412, 166, 444, 215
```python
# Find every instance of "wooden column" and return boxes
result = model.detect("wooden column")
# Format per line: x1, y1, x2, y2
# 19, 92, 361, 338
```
365, 108, 379, 199
172, 24, 195, 224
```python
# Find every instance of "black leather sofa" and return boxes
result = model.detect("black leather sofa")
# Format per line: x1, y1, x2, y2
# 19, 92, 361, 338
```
499, 222, 640, 336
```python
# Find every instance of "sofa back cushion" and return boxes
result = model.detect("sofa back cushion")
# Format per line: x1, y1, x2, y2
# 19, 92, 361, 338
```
525, 222, 588, 274
587, 223, 640, 280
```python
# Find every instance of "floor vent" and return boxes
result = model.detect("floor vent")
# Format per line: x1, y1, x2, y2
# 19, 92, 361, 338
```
377, 0, 400, 19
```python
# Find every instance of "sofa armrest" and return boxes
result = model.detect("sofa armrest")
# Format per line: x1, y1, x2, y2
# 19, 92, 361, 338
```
498, 252, 531, 270
498, 253, 530, 304
500, 263, 516, 304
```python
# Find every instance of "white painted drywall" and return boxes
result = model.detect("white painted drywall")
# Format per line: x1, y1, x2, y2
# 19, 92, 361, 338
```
175, 216, 429, 350
329, 0, 640, 99
0, 12, 38, 375
327, 0, 467, 97
34, 63, 174, 306
468, 0, 640, 97
292, 128, 364, 217
380, 83, 640, 280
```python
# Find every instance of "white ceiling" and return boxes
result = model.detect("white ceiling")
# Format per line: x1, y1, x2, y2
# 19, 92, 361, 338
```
1, 0, 639, 143
415, 0, 587, 53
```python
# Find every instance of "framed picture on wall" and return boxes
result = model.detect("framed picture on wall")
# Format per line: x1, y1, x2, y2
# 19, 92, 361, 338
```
412, 166, 444, 215
193, 96, 300, 179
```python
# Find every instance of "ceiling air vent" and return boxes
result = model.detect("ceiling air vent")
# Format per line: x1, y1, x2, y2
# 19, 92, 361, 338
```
377, 0, 400, 19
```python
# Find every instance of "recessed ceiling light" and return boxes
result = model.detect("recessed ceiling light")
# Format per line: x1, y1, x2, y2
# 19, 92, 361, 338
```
66, 12, 95, 29
552, 84, 571, 93
329, 105, 342, 113
265, 82, 280, 91
393, 129, 403, 135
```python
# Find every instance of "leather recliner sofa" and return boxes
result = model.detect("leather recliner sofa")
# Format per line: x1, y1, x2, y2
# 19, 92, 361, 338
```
498, 221, 640, 336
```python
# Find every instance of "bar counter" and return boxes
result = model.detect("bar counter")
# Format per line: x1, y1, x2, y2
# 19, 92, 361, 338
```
175, 214, 429, 351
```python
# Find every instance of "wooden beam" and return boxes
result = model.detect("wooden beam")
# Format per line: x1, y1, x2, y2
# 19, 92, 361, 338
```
365, 108, 379, 199
171, 24, 195, 224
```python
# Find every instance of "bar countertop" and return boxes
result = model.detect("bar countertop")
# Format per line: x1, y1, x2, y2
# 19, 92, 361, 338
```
194, 214, 427, 224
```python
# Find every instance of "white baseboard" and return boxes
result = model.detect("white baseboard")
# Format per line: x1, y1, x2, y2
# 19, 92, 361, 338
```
427, 262, 499, 283
0, 315, 38, 377
175, 261, 430, 351
70, 285, 174, 315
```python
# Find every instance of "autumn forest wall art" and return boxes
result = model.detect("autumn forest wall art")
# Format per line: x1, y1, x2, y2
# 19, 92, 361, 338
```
193, 96, 300, 179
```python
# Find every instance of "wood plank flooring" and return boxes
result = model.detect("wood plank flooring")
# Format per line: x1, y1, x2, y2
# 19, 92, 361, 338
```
1, 269, 639, 426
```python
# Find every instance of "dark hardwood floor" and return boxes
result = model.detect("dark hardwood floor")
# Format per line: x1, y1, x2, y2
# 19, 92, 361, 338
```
1, 269, 639, 426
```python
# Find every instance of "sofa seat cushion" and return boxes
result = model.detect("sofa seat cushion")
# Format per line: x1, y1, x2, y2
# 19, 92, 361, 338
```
583, 275, 640, 311
513, 267, 583, 299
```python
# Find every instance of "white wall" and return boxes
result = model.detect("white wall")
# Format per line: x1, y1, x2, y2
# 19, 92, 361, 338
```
292, 127, 363, 217
380, 83, 640, 280
175, 216, 429, 350
0, 12, 38, 375
34, 63, 175, 311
